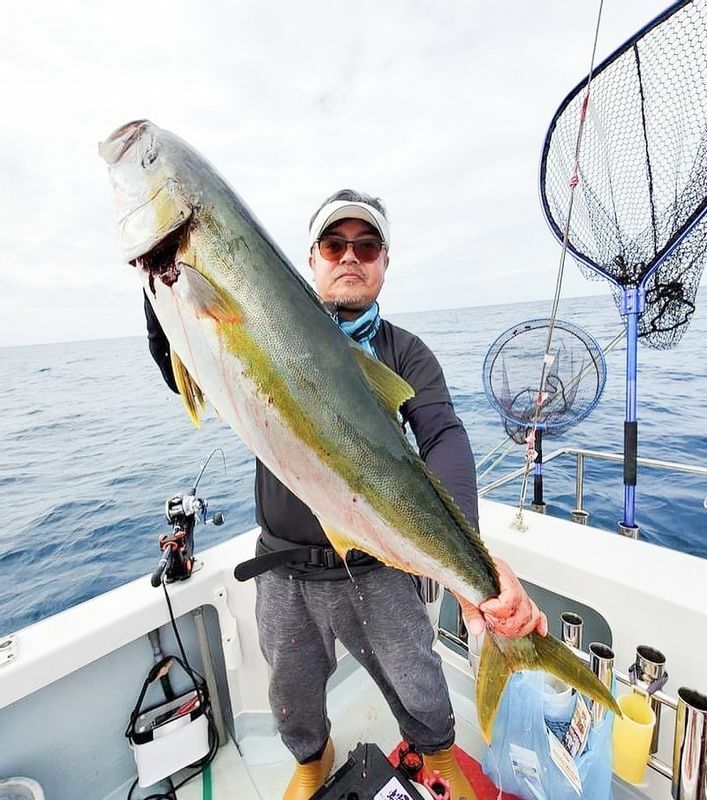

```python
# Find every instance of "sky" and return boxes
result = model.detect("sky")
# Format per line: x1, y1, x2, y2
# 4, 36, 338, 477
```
0, 0, 686, 347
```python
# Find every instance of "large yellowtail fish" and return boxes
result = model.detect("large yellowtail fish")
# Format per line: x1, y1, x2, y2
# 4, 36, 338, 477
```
99, 120, 620, 740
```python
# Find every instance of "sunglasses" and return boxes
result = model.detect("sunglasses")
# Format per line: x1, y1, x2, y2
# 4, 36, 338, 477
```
316, 235, 385, 263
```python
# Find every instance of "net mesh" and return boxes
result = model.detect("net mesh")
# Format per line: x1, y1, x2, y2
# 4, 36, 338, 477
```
482, 320, 607, 444
541, 0, 707, 348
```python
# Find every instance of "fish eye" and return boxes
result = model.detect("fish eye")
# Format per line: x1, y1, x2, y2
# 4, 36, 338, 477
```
140, 135, 158, 168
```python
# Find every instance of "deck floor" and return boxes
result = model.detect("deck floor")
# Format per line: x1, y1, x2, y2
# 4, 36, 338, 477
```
173, 653, 656, 800
176, 650, 482, 799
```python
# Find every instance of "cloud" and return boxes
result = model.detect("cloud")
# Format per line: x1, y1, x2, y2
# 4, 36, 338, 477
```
0, 0, 687, 346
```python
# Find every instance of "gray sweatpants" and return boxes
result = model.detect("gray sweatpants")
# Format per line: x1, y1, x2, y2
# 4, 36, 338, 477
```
255, 566, 455, 763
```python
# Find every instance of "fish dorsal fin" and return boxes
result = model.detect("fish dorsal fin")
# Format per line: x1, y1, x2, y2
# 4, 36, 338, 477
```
180, 264, 243, 324
171, 351, 205, 428
422, 462, 498, 588
351, 346, 415, 415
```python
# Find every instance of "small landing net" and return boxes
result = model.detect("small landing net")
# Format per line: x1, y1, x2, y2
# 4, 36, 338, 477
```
483, 319, 607, 446
482, 320, 608, 517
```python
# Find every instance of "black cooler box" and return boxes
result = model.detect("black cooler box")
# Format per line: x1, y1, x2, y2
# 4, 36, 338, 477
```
311, 742, 427, 800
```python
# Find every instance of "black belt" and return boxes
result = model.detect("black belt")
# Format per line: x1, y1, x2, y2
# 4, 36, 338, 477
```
233, 527, 371, 581
234, 543, 343, 581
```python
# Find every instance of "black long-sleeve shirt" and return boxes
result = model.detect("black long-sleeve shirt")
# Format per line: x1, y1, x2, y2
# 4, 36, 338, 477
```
144, 297, 479, 576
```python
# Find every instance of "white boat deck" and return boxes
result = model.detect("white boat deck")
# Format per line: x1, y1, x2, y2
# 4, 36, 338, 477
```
173, 648, 480, 800
2, 499, 705, 800
169, 650, 651, 800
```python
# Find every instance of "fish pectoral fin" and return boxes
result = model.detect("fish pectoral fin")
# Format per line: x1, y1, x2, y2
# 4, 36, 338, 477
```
180, 264, 243, 325
476, 631, 622, 744
171, 351, 205, 428
351, 346, 415, 415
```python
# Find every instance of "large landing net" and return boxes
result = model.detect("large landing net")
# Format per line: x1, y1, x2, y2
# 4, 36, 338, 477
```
541, 0, 707, 349
539, 0, 707, 532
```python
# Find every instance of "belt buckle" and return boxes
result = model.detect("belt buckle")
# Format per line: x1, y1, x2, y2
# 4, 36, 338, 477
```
308, 547, 339, 569
308, 547, 324, 567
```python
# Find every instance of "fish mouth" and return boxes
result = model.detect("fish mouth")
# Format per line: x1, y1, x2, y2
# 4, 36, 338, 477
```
99, 120, 151, 165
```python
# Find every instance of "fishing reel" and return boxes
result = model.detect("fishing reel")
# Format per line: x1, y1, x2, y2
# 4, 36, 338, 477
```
150, 452, 226, 588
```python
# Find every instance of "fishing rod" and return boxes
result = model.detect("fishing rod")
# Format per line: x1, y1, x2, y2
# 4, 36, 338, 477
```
150, 449, 226, 587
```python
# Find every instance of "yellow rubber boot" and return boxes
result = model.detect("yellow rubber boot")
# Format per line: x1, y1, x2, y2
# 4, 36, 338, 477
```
423, 746, 478, 800
283, 739, 335, 800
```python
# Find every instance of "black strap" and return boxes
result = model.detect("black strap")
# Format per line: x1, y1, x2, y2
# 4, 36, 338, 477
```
125, 655, 206, 739
234, 543, 342, 581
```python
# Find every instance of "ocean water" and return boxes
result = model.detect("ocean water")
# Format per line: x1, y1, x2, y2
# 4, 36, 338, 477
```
1, 293, 706, 638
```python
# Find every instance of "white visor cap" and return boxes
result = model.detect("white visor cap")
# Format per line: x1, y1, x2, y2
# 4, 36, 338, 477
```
308, 200, 390, 249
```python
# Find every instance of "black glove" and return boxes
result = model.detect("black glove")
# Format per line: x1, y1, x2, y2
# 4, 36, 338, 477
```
144, 291, 179, 393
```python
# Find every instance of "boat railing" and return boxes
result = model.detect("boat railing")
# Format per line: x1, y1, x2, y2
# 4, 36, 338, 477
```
479, 446, 707, 536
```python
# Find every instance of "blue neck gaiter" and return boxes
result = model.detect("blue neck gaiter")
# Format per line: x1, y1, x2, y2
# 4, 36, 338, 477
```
336, 302, 382, 358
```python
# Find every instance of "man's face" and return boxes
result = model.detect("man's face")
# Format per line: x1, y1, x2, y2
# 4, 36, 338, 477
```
308, 218, 388, 318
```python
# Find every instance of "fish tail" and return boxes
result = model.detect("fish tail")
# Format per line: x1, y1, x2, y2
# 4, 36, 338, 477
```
475, 630, 621, 743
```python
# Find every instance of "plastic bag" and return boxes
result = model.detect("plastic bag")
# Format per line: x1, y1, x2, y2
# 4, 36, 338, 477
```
482, 671, 614, 800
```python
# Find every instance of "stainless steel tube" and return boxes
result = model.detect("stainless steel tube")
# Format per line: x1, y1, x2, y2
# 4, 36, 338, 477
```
588, 642, 615, 724
420, 576, 441, 604
561, 611, 584, 650
635, 645, 667, 754
672, 687, 707, 800
575, 452, 585, 510
421, 577, 443, 637
618, 521, 640, 538
455, 600, 468, 645
570, 509, 589, 525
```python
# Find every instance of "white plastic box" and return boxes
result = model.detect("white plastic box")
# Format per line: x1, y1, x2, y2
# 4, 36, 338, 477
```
129, 690, 210, 787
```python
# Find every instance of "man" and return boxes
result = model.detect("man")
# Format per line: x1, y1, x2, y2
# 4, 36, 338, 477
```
145, 189, 547, 800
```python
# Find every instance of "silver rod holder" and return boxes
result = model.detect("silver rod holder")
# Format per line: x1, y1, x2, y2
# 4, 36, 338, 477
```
588, 642, 615, 724
455, 601, 468, 646
420, 576, 441, 604
421, 577, 443, 638
672, 687, 707, 800
570, 509, 589, 525
561, 611, 584, 650
618, 521, 640, 538
575, 452, 585, 511
634, 645, 667, 755
530, 502, 547, 514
